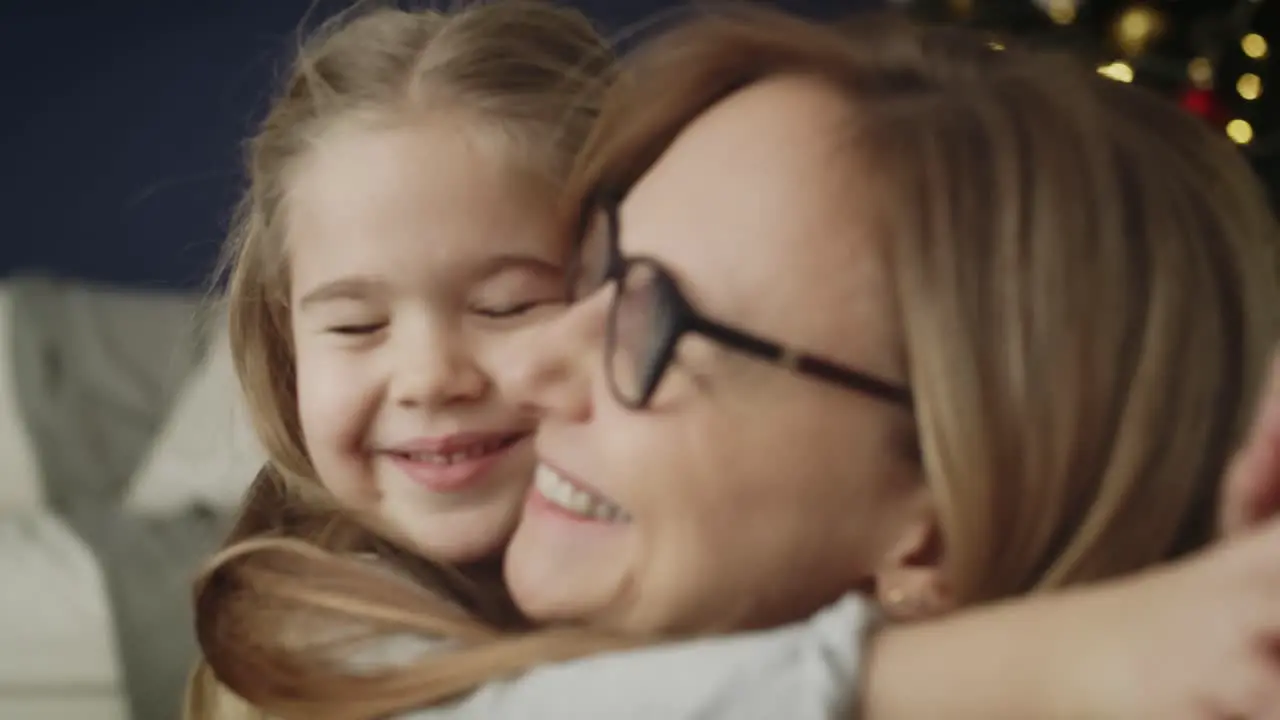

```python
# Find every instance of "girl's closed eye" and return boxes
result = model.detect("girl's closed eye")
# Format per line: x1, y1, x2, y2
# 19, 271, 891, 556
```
326, 320, 388, 336
470, 297, 564, 319
469, 270, 566, 321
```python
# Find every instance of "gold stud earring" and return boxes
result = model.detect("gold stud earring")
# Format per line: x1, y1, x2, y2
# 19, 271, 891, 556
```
884, 587, 912, 611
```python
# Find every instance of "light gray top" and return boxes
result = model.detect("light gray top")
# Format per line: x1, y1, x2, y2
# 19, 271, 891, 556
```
395, 594, 873, 720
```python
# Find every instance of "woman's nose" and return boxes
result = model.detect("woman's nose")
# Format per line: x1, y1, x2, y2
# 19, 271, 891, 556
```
496, 293, 608, 424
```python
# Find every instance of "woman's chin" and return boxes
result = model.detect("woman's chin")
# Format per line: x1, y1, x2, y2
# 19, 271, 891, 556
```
503, 523, 630, 625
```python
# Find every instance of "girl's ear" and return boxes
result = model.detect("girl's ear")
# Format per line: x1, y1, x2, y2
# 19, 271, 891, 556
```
1220, 352, 1280, 538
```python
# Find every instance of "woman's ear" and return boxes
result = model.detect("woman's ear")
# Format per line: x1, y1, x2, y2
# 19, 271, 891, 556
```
873, 517, 954, 622
1220, 351, 1280, 538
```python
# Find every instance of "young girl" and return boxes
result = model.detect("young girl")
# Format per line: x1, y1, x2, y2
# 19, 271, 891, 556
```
186, 1, 621, 717
193, 4, 1280, 720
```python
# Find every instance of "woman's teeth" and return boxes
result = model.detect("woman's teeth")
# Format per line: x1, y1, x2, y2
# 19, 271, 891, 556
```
401, 437, 513, 465
534, 464, 629, 522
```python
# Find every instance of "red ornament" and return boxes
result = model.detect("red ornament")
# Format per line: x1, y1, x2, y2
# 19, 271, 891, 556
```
1178, 87, 1229, 125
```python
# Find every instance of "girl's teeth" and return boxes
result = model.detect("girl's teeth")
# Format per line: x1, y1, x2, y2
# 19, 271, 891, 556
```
404, 439, 508, 465
534, 464, 629, 522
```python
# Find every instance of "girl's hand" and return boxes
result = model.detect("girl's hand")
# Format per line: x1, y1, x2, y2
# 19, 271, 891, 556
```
1079, 520, 1280, 719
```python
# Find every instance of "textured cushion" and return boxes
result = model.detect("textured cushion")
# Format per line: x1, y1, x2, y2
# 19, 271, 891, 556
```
0, 513, 121, 690
125, 317, 264, 514
0, 696, 128, 720
0, 283, 44, 512
7, 275, 206, 513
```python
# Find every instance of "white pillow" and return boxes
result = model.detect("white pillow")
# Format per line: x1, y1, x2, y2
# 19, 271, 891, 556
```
0, 283, 45, 512
124, 318, 266, 514
0, 514, 122, 690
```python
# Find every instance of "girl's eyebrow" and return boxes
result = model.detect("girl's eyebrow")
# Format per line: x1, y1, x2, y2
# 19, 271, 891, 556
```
466, 254, 563, 283
295, 256, 563, 310
296, 275, 386, 310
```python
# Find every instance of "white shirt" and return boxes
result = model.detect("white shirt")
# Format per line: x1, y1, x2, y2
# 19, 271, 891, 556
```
397, 595, 874, 720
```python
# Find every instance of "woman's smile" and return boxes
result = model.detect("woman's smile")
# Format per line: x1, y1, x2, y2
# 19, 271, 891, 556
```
528, 463, 631, 523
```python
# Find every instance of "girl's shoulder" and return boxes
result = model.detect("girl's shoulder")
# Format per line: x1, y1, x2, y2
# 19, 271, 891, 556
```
185, 663, 275, 720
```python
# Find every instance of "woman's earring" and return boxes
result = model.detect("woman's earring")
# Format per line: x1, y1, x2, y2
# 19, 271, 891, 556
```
883, 587, 921, 617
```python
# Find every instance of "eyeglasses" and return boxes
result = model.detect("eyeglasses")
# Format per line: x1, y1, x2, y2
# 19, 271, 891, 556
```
568, 195, 914, 410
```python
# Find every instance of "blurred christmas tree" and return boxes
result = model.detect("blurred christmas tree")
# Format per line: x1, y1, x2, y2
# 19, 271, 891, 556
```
892, 0, 1280, 201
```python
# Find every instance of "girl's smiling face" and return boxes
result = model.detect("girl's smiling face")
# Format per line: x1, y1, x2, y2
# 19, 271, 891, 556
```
286, 113, 569, 562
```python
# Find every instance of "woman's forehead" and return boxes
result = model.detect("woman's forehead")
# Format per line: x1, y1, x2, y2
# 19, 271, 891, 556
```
616, 74, 902, 374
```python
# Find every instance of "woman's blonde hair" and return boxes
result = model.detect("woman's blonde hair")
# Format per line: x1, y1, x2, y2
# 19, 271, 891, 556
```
194, 4, 1280, 718
567, 5, 1279, 602
188, 2, 622, 719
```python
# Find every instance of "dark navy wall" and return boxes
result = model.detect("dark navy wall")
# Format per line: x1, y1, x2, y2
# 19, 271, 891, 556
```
0, 1, 869, 289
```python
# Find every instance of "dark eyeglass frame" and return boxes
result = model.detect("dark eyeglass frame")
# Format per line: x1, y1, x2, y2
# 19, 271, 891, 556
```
573, 194, 914, 411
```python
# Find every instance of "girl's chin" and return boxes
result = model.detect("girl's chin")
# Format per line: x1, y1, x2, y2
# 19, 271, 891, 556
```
394, 520, 513, 565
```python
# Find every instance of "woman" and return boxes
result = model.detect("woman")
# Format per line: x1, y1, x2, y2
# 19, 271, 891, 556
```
500, 4, 1278, 627
201, 6, 1280, 719
493, 4, 1280, 714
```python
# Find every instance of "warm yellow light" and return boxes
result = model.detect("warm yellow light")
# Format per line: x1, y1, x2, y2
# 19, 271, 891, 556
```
988, 40, 1006, 51
1048, 0, 1076, 25
1098, 61, 1135, 83
1187, 57, 1214, 89
1227, 119, 1254, 145
1113, 5, 1165, 57
1238, 73, 1263, 100
1242, 33, 1269, 59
